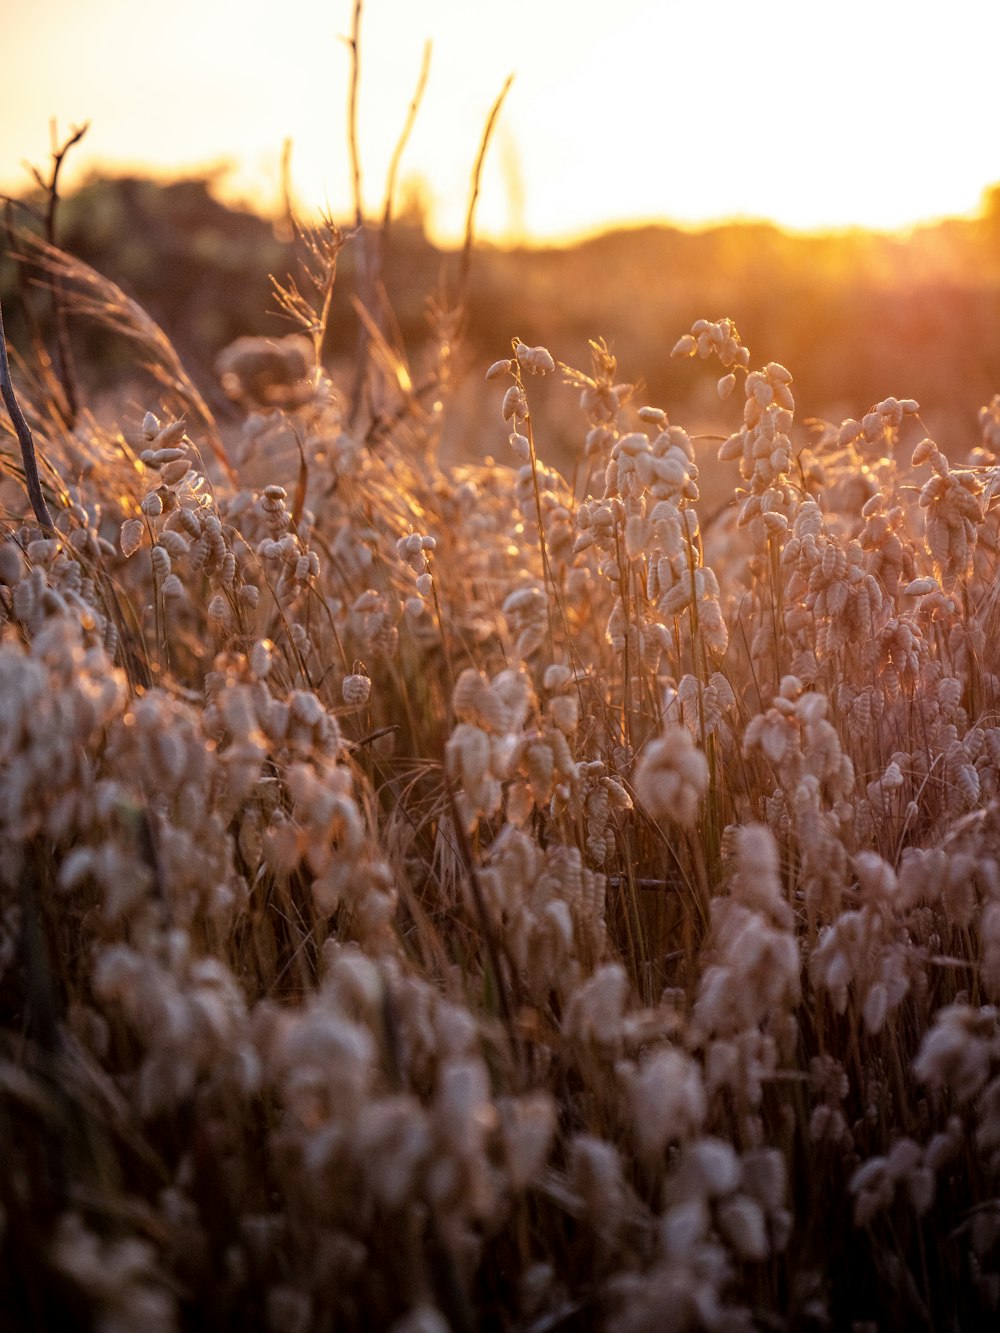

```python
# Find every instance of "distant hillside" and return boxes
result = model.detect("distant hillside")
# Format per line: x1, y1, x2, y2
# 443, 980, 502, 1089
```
474, 207, 1000, 446
3, 174, 999, 457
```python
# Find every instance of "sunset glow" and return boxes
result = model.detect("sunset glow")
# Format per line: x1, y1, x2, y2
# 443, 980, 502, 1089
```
4, 0, 998, 244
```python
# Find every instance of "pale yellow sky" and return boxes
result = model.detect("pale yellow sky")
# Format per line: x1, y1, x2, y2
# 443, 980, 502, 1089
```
3, 0, 997, 244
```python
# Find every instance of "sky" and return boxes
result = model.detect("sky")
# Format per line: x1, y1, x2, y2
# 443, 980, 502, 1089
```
2, 0, 998, 246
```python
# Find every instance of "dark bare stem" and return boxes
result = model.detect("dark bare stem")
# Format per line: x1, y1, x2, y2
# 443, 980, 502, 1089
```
40, 121, 89, 246
456, 75, 513, 312
29, 121, 89, 425
345, 0, 372, 428
0, 296, 56, 532
278, 137, 295, 243
3, 199, 57, 403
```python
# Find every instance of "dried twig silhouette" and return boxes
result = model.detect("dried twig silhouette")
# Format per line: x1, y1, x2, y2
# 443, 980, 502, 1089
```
456, 74, 513, 312
22, 120, 90, 425
0, 296, 56, 531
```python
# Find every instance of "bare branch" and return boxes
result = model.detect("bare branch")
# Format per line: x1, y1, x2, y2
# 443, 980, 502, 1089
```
373, 40, 432, 414
380, 40, 432, 244
269, 214, 346, 369
346, 0, 364, 233
344, 0, 373, 428
456, 75, 514, 312
3, 199, 71, 421
275, 137, 296, 244
20, 120, 90, 426
42, 120, 90, 245
0, 296, 56, 532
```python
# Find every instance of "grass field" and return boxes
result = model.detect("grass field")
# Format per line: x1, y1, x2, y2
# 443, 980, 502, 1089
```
2, 200, 1000, 1331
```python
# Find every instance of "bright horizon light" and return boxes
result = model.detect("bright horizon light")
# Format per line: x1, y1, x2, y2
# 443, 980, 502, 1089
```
3, 0, 998, 247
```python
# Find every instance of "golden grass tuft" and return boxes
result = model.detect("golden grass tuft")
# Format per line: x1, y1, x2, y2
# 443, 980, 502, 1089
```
3, 226, 1000, 1330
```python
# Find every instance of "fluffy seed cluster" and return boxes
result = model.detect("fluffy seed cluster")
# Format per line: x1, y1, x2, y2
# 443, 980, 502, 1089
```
5, 242, 1000, 1331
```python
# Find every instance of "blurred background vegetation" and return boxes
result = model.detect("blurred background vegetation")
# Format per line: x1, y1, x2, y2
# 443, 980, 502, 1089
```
4, 171, 1000, 469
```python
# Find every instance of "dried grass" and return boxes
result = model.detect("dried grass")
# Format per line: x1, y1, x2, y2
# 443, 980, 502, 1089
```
3, 233, 1000, 1331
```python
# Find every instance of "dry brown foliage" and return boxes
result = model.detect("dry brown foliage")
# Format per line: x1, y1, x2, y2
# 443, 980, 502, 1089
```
3, 227, 1000, 1331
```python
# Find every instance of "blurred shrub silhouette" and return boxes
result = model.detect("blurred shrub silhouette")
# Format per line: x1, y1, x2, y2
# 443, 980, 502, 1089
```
4, 171, 999, 455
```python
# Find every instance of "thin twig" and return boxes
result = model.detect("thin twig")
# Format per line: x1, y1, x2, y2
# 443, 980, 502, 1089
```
380, 40, 432, 246
348, 724, 401, 750
456, 75, 513, 312
372, 41, 433, 394
345, 0, 364, 235
344, 0, 372, 428
25, 120, 89, 245
276, 137, 295, 244
27, 120, 89, 424
269, 214, 345, 370
0, 295, 56, 531
3, 198, 69, 420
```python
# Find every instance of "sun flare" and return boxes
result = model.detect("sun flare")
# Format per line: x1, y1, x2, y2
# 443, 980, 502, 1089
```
3, 0, 997, 244
5, 1, 1000, 1327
